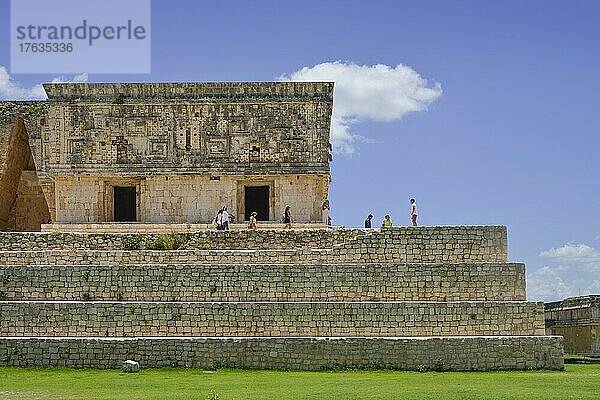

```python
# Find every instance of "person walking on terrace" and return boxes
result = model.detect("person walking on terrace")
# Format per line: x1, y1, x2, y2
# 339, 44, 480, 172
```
364, 214, 373, 228
283, 205, 292, 229
221, 206, 230, 231
214, 208, 223, 230
410, 198, 418, 227
322, 199, 330, 226
248, 211, 257, 230
382, 214, 393, 227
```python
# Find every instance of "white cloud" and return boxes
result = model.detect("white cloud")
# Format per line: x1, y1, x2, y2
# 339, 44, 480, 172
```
51, 72, 89, 84
0, 65, 46, 100
528, 243, 600, 302
540, 243, 600, 267
280, 61, 442, 155
0, 65, 89, 100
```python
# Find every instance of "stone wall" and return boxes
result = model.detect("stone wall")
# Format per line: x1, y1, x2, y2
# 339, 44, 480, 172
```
0, 101, 47, 172
42, 82, 333, 175
0, 225, 563, 371
0, 301, 544, 337
53, 174, 328, 223
545, 295, 599, 356
0, 226, 508, 264
546, 325, 598, 356
0, 337, 563, 371
1, 82, 334, 226
12, 171, 51, 230
0, 229, 361, 250
0, 103, 51, 231
0, 263, 526, 302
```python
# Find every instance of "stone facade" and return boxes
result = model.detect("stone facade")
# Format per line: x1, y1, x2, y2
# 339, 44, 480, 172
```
41, 82, 333, 224
0, 225, 562, 370
545, 295, 599, 356
0, 82, 333, 228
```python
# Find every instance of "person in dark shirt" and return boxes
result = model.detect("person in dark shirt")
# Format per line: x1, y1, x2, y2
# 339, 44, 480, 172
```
364, 214, 373, 228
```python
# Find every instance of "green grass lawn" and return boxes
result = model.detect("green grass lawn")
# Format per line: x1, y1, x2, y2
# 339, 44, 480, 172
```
0, 365, 598, 400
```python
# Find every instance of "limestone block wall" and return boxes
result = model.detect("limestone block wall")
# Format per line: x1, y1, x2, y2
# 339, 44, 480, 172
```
546, 325, 598, 356
0, 102, 47, 173
0, 263, 526, 302
545, 295, 599, 355
0, 226, 508, 264
0, 301, 545, 337
0, 336, 563, 371
352, 226, 507, 263
13, 171, 51, 230
0, 224, 565, 371
54, 177, 103, 223
0, 229, 361, 251
53, 174, 328, 223
0, 102, 52, 230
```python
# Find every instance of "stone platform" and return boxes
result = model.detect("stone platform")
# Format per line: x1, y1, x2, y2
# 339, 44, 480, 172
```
0, 226, 564, 370
40, 222, 329, 233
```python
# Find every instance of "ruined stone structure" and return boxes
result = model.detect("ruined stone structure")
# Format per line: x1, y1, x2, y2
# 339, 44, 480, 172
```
0, 103, 50, 231
545, 295, 599, 356
0, 82, 333, 229
0, 81, 563, 371
0, 226, 563, 370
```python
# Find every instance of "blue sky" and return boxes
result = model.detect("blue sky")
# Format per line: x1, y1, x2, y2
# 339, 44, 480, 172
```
0, 0, 599, 301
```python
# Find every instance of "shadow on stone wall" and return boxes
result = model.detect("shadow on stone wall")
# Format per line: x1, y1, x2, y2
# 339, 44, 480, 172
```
0, 113, 50, 231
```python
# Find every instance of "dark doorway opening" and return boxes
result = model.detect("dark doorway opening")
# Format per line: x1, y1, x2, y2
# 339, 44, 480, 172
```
245, 186, 269, 221
114, 186, 137, 221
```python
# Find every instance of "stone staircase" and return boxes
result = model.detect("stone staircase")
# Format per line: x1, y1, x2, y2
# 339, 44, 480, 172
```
0, 226, 563, 370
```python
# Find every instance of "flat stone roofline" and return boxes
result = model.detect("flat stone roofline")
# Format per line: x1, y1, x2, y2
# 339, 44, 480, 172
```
545, 295, 600, 311
42, 82, 334, 102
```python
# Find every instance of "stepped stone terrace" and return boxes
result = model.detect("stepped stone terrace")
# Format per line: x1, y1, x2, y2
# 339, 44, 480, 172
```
0, 225, 563, 371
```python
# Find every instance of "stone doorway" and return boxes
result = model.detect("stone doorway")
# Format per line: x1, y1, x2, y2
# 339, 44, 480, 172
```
244, 185, 269, 221
113, 186, 137, 221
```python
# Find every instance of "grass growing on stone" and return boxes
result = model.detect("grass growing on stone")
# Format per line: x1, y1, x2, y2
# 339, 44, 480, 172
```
0, 365, 598, 400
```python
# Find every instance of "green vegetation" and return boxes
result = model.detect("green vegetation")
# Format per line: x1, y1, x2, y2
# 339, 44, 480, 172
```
0, 365, 598, 400
80, 271, 90, 281
121, 233, 190, 250
113, 94, 127, 104
146, 232, 190, 250
121, 235, 144, 250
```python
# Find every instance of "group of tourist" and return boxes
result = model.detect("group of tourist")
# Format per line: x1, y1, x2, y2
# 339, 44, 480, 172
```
214, 198, 418, 230
364, 198, 418, 228
214, 204, 292, 230
214, 206, 235, 230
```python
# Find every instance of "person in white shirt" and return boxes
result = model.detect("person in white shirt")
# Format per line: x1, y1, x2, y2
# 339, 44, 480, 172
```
322, 200, 330, 225
221, 206, 230, 230
248, 211, 257, 230
410, 198, 418, 227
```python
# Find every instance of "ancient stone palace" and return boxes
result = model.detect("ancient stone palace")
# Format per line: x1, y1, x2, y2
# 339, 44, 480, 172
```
0, 81, 563, 371
0, 82, 333, 229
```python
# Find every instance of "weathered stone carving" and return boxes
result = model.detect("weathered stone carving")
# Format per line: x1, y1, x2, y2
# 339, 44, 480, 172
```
0, 83, 334, 224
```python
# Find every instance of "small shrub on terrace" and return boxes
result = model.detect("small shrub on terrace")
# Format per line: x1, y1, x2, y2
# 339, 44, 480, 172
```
122, 235, 144, 250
